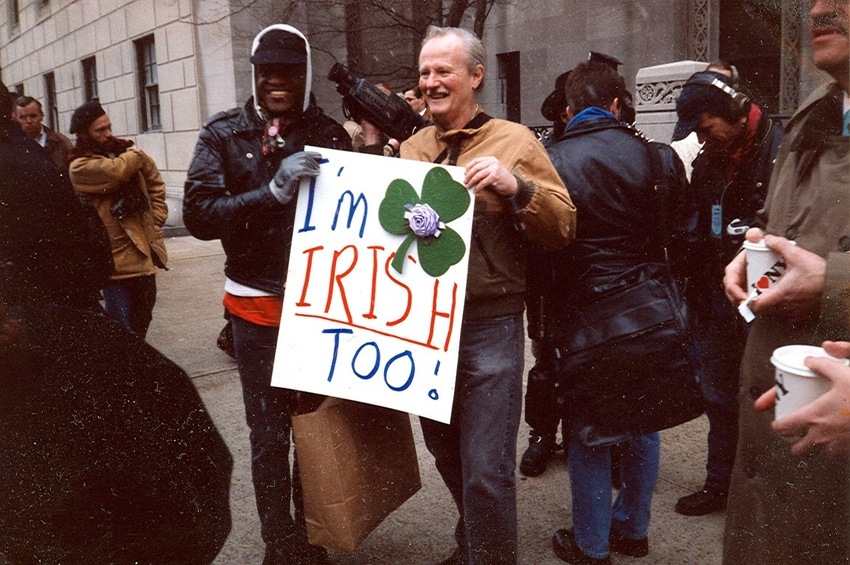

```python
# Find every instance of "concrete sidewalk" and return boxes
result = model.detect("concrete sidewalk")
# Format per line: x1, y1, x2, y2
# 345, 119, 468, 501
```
147, 235, 724, 565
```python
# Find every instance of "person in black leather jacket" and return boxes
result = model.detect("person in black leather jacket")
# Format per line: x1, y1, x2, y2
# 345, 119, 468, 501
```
538, 60, 698, 564
183, 24, 350, 565
670, 70, 785, 517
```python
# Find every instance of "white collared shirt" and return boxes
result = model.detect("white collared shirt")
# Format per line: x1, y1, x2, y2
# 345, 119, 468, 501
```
35, 126, 48, 148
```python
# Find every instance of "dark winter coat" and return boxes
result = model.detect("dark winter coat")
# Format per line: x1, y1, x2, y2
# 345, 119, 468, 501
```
0, 121, 111, 309
687, 109, 785, 312
533, 115, 700, 441
0, 303, 232, 563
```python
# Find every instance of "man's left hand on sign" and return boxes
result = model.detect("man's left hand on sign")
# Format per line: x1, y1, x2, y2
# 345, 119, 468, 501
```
464, 156, 518, 196
268, 150, 323, 205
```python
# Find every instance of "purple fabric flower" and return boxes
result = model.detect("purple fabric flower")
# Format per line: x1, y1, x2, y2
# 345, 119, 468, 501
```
404, 203, 444, 238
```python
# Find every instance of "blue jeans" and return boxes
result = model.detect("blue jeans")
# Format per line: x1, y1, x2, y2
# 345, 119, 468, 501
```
102, 274, 157, 337
568, 433, 660, 559
691, 286, 745, 493
419, 314, 524, 565
230, 315, 309, 552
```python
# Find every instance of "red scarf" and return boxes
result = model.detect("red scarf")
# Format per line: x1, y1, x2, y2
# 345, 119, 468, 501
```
69, 135, 134, 160
723, 104, 762, 181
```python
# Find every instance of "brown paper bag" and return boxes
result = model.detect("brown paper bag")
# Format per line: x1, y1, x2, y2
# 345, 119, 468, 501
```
292, 397, 421, 551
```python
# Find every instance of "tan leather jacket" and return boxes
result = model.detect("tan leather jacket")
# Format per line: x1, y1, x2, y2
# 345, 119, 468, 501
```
400, 113, 576, 319
70, 148, 168, 280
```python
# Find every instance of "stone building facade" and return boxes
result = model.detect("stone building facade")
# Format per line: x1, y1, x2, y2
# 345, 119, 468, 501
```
0, 0, 820, 228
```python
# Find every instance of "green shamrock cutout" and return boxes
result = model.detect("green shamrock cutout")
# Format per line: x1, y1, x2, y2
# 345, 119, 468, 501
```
378, 167, 470, 277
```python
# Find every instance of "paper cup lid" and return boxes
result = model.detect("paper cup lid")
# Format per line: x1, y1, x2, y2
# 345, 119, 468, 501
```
743, 239, 769, 252
770, 345, 848, 377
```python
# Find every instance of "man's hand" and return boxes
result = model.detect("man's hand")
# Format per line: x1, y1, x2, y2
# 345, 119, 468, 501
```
360, 119, 383, 146
724, 228, 763, 305
749, 234, 826, 322
756, 341, 850, 457
269, 151, 323, 205
464, 156, 518, 196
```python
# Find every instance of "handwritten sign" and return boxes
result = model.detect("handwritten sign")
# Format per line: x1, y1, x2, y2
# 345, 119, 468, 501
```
271, 147, 474, 423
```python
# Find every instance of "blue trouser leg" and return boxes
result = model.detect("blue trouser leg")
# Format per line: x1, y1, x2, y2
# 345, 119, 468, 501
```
568, 433, 660, 558
102, 274, 157, 337
611, 434, 661, 539
420, 314, 524, 565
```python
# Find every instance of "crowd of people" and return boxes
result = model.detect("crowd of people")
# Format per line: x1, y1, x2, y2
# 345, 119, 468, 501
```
1, 0, 848, 563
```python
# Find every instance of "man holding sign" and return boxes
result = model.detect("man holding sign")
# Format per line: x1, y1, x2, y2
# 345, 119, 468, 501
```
392, 26, 576, 565
183, 24, 351, 565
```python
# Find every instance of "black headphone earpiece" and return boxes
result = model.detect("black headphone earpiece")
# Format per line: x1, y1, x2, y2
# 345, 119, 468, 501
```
684, 72, 750, 108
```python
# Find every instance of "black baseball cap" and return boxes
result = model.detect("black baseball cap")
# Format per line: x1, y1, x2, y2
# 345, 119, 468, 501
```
672, 71, 738, 141
250, 29, 307, 65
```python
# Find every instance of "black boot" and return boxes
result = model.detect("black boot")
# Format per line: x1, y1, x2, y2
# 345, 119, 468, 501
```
674, 486, 727, 516
520, 430, 556, 477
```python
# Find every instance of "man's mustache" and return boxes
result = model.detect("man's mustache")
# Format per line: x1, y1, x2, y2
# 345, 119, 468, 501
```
812, 12, 849, 35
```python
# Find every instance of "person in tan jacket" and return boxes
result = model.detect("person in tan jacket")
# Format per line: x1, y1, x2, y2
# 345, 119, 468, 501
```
366, 26, 575, 565
68, 101, 168, 338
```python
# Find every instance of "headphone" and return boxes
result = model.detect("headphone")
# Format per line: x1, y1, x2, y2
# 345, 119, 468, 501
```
684, 71, 750, 108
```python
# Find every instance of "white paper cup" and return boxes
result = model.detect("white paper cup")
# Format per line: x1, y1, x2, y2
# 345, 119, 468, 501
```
743, 239, 785, 294
770, 345, 847, 420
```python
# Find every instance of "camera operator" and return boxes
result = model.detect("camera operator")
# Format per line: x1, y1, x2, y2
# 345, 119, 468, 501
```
350, 82, 400, 156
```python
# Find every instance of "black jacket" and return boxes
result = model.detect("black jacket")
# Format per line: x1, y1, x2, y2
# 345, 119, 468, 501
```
0, 121, 111, 309
529, 117, 696, 338
529, 116, 701, 439
183, 99, 351, 294
0, 303, 232, 563
688, 109, 785, 305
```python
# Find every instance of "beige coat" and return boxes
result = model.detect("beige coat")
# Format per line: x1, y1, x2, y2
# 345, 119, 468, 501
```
724, 83, 850, 564
69, 148, 168, 279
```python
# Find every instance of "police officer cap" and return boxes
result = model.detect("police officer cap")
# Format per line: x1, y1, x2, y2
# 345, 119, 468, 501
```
588, 52, 623, 69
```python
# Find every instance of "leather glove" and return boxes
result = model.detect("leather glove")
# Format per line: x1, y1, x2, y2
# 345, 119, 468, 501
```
268, 150, 323, 205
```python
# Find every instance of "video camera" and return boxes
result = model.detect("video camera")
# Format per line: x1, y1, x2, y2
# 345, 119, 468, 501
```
328, 63, 428, 142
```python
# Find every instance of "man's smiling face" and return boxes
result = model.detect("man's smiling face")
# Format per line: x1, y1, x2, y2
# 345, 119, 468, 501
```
418, 33, 483, 131
256, 63, 306, 117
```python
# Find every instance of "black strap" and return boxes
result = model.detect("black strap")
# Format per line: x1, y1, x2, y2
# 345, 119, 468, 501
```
645, 141, 672, 256
432, 113, 493, 165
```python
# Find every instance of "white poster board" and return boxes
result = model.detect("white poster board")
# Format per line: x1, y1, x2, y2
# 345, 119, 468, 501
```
272, 147, 474, 424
